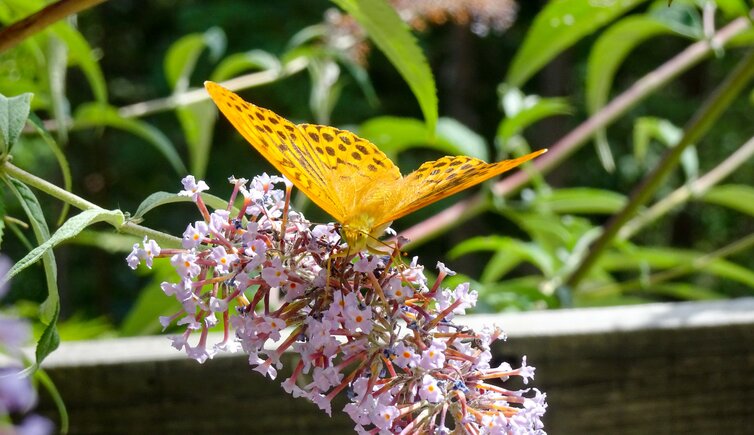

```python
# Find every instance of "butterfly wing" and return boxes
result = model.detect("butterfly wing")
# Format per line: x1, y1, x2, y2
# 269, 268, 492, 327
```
380, 150, 547, 224
205, 81, 346, 221
296, 124, 402, 216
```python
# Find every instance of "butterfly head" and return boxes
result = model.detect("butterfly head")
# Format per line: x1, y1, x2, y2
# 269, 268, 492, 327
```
341, 214, 392, 254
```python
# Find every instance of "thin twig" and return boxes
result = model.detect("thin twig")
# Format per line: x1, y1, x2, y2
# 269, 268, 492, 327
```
619, 134, 754, 240
566, 49, 754, 288
398, 15, 753, 248
117, 57, 310, 119
0, 0, 106, 53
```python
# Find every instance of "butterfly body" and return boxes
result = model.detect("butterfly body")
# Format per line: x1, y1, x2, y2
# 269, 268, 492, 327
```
204, 81, 546, 251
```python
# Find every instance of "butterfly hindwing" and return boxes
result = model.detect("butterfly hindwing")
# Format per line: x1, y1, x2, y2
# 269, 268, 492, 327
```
205, 82, 346, 220
382, 150, 546, 224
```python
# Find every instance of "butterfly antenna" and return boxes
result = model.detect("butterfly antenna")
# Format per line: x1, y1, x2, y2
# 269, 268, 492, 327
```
279, 182, 293, 252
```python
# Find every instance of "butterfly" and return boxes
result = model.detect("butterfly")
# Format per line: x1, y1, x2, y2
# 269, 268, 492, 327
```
204, 81, 546, 252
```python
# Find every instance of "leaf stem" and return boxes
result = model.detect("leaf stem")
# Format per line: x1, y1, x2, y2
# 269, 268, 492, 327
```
399, 14, 753, 248
1, 161, 181, 248
566, 49, 754, 288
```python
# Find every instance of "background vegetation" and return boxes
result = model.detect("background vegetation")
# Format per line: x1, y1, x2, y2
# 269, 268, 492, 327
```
2, 0, 754, 344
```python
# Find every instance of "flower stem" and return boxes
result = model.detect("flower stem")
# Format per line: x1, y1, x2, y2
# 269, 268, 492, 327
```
1, 161, 181, 247
566, 49, 754, 289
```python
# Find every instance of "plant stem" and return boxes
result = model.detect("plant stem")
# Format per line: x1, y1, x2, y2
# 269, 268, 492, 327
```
1, 161, 181, 248
0, 0, 107, 53
399, 14, 753, 248
619, 134, 754, 240
566, 49, 754, 288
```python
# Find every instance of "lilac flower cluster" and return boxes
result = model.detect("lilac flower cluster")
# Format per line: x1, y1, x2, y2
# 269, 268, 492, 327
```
127, 175, 547, 433
0, 255, 54, 435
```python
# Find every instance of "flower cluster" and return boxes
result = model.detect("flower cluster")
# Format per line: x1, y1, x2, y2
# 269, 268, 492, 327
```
0, 255, 54, 435
127, 175, 547, 434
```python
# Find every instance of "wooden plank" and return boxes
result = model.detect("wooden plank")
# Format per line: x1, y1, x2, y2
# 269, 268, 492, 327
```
37, 298, 754, 434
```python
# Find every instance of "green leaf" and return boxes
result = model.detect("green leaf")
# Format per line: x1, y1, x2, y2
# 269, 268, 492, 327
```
586, 16, 673, 115
35, 303, 60, 366
532, 188, 628, 215
645, 282, 725, 300
6, 209, 124, 281
476, 277, 557, 311
449, 235, 555, 277
332, 0, 438, 133
133, 191, 231, 222
507, 0, 648, 87
165, 27, 226, 91
716, 0, 750, 18
435, 118, 487, 160
2, 177, 57, 323
601, 247, 754, 289
701, 185, 754, 217
633, 116, 698, 182
69, 230, 140, 254
176, 101, 216, 177
74, 102, 187, 175
648, 1, 703, 39
358, 116, 487, 160
0, 92, 32, 152
497, 86, 572, 147
49, 22, 107, 103
210, 49, 281, 82
27, 113, 72, 225
47, 33, 69, 144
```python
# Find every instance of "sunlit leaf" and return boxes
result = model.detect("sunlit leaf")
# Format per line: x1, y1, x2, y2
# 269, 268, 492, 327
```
165, 27, 226, 91
601, 247, 754, 289
586, 15, 673, 115
507, 0, 648, 87
532, 188, 628, 215
701, 185, 754, 217
449, 236, 555, 278
210, 49, 281, 82
332, 0, 438, 133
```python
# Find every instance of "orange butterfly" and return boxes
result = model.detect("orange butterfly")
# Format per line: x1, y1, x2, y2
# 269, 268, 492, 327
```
205, 81, 545, 252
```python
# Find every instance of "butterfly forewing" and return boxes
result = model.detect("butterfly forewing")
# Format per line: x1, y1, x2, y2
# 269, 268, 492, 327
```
382, 150, 546, 224
205, 82, 345, 220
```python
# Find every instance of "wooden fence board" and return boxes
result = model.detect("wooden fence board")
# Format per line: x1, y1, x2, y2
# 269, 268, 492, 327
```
37, 298, 754, 434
